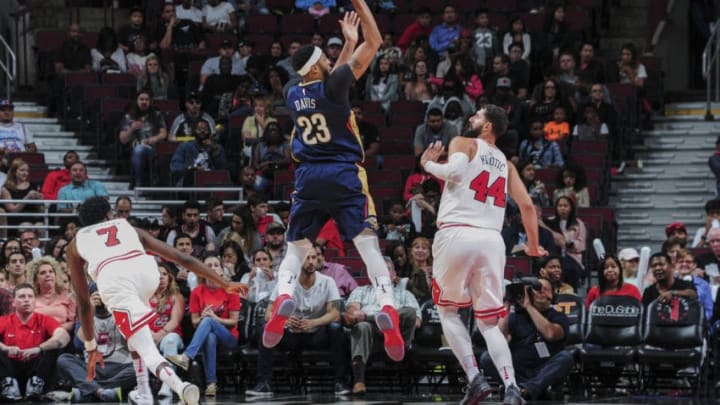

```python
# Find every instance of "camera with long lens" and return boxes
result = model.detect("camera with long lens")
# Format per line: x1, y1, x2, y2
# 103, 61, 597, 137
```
504, 276, 542, 305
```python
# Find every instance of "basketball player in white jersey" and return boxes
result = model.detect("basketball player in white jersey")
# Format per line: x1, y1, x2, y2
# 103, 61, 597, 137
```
421, 105, 547, 405
65, 197, 244, 405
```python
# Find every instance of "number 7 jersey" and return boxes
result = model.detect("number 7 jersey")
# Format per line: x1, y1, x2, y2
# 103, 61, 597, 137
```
75, 218, 148, 282
436, 138, 508, 232
285, 75, 364, 164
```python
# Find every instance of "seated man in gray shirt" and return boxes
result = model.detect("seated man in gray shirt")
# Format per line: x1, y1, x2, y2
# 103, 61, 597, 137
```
47, 284, 135, 402
245, 249, 350, 397
413, 107, 459, 157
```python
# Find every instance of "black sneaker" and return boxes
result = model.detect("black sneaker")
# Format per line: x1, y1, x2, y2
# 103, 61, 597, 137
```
460, 374, 492, 405
503, 385, 526, 405
0, 377, 21, 401
245, 382, 273, 397
25, 376, 45, 400
334, 383, 351, 396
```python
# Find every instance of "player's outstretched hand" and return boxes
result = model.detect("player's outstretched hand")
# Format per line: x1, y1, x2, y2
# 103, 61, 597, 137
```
420, 141, 444, 168
524, 245, 549, 257
225, 282, 249, 297
339, 11, 359, 44
86, 350, 105, 381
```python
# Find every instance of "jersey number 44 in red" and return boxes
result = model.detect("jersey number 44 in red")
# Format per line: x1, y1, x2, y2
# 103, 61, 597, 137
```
96, 225, 121, 247
470, 171, 506, 207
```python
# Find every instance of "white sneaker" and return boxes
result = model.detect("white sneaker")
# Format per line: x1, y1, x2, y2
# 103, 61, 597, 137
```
158, 383, 172, 398
128, 389, 154, 405
180, 382, 200, 405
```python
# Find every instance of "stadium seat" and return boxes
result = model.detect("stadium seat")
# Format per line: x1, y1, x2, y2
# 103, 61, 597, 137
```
335, 257, 365, 276
579, 295, 643, 393
407, 300, 465, 392
505, 256, 532, 278
194, 170, 236, 200
413, 0, 444, 13
280, 14, 316, 34
206, 33, 237, 51
522, 11, 546, 33
486, 0, 518, 12
265, 0, 295, 14
152, 141, 180, 186
317, 13, 344, 35
636, 297, 706, 393
555, 294, 585, 347
7, 152, 45, 167
245, 14, 279, 35
102, 73, 137, 86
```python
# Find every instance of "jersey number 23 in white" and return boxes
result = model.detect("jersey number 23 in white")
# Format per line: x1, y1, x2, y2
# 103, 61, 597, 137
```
297, 113, 332, 144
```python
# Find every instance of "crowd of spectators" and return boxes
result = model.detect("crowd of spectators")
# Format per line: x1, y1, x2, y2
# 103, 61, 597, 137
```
0, 0, 697, 401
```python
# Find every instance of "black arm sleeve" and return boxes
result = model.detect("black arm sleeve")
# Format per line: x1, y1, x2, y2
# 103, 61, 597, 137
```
325, 64, 355, 104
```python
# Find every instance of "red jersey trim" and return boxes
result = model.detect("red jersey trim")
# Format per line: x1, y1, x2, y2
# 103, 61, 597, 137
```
95, 249, 144, 278
474, 306, 508, 320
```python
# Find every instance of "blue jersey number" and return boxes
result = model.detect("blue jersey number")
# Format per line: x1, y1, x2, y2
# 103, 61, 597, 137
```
297, 113, 332, 145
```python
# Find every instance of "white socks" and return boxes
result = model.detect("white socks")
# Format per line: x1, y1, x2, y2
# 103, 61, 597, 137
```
128, 326, 185, 395
476, 318, 517, 388
438, 306, 479, 381
353, 231, 394, 307
276, 239, 313, 296
130, 356, 151, 397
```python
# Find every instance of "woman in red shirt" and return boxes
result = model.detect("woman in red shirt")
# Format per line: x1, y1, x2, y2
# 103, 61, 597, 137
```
167, 255, 240, 397
585, 255, 642, 308
148, 263, 185, 398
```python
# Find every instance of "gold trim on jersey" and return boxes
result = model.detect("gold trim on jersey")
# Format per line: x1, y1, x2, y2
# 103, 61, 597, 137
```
348, 110, 365, 163
289, 126, 300, 162
355, 163, 376, 218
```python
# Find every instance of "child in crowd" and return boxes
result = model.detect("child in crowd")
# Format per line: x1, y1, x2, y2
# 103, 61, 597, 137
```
380, 202, 415, 243
573, 104, 609, 141
544, 105, 571, 155
471, 8, 498, 71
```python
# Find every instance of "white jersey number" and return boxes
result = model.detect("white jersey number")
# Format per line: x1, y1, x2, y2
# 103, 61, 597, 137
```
297, 113, 332, 145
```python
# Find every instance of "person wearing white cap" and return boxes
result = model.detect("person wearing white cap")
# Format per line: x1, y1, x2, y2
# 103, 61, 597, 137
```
618, 247, 641, 289
325, 36, 344, 66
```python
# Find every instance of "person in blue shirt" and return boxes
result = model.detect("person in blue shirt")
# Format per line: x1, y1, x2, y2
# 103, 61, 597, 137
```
676, 249, 713, 324
57, 162, 108, 212
261, 1, 405, 365
429, 4, 462, 56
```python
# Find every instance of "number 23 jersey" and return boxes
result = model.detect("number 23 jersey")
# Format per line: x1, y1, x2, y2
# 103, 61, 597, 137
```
284, 65, 364, 164
76, 218, 148, 281
436, 138, 508, 232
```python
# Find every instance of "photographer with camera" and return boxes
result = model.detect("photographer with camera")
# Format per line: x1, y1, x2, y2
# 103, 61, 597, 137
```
480, 277, 573, 400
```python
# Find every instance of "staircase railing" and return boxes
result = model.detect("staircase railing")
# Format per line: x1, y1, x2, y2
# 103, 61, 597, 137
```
0, 34, 16, 100
703, 18, 720, 121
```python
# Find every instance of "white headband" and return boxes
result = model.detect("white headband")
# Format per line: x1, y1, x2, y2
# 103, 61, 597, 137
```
297, 46, 322, 76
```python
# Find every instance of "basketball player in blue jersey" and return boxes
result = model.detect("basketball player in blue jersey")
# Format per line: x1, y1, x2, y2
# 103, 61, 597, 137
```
262, 0, 405, 362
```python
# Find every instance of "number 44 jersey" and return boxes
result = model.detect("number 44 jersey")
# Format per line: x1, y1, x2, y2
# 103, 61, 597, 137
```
436, 138, 508, 232
75, 218, 148, 282
285, 72, 365, 164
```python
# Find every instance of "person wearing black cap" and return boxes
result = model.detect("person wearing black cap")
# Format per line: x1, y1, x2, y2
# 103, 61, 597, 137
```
169, 92, 216, 142
199, 39, 244, 87
255, 5, 406, 397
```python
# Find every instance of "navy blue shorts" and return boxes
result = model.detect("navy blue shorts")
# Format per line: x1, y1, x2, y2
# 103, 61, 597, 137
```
286, 162, 377, 242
